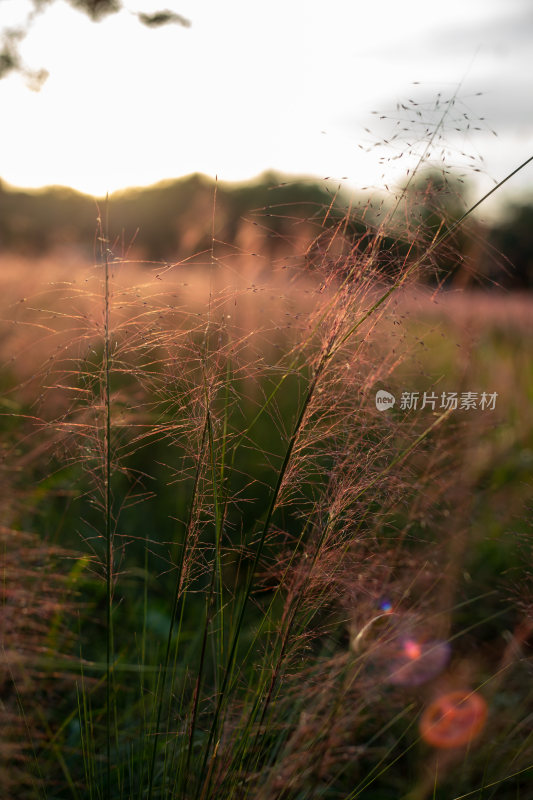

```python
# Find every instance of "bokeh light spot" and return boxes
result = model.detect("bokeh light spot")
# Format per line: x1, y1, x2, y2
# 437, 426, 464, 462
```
420, 690, 488, 749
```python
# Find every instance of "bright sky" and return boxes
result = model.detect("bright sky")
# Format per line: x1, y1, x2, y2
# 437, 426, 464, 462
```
1, 0, 532, 211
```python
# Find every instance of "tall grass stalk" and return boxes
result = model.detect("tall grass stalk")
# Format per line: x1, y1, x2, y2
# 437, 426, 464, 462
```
97, 200, 114, 800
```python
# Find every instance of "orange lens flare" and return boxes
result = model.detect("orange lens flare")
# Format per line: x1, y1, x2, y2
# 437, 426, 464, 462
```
420, 690, 488, 749
403, 639, 422, 660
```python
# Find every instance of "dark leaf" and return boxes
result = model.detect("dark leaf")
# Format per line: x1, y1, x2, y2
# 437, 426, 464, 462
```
66, 0, 122, 20
137, 10, 191, 28
0, 50, 18, 78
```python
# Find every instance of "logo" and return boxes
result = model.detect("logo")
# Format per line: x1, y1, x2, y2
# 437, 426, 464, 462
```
375, 390, 396, 411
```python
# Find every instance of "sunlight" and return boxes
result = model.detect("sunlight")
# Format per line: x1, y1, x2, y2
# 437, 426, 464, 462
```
1, 0, 529, 198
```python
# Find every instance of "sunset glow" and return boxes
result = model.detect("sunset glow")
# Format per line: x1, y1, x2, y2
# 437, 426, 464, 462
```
1, 0, 531, 204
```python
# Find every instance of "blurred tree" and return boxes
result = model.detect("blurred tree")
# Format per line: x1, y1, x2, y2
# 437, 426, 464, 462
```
487, 202, 533, 289
399, 168, 480, 286
0, 172, 340, 261
0, 0, 190, 87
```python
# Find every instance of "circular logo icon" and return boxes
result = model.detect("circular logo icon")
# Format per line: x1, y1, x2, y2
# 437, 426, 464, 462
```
375, 390, 395, 411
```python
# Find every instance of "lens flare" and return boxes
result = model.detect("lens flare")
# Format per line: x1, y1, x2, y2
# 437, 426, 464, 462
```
420, 690, 488, 749
386, 636, 451, 686
403, 639, 422, 660
352, 613, 451, 686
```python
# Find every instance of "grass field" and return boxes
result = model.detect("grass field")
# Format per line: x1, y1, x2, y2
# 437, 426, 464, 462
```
1, 204, 532, 800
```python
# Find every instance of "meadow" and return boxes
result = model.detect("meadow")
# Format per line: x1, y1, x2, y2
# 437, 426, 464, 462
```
1, 169, 533, 800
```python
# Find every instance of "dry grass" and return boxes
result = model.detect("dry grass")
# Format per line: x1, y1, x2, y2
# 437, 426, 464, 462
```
0, 164, 532, 799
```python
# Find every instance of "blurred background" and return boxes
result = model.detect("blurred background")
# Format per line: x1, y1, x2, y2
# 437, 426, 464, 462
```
0, 0, 532, 283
